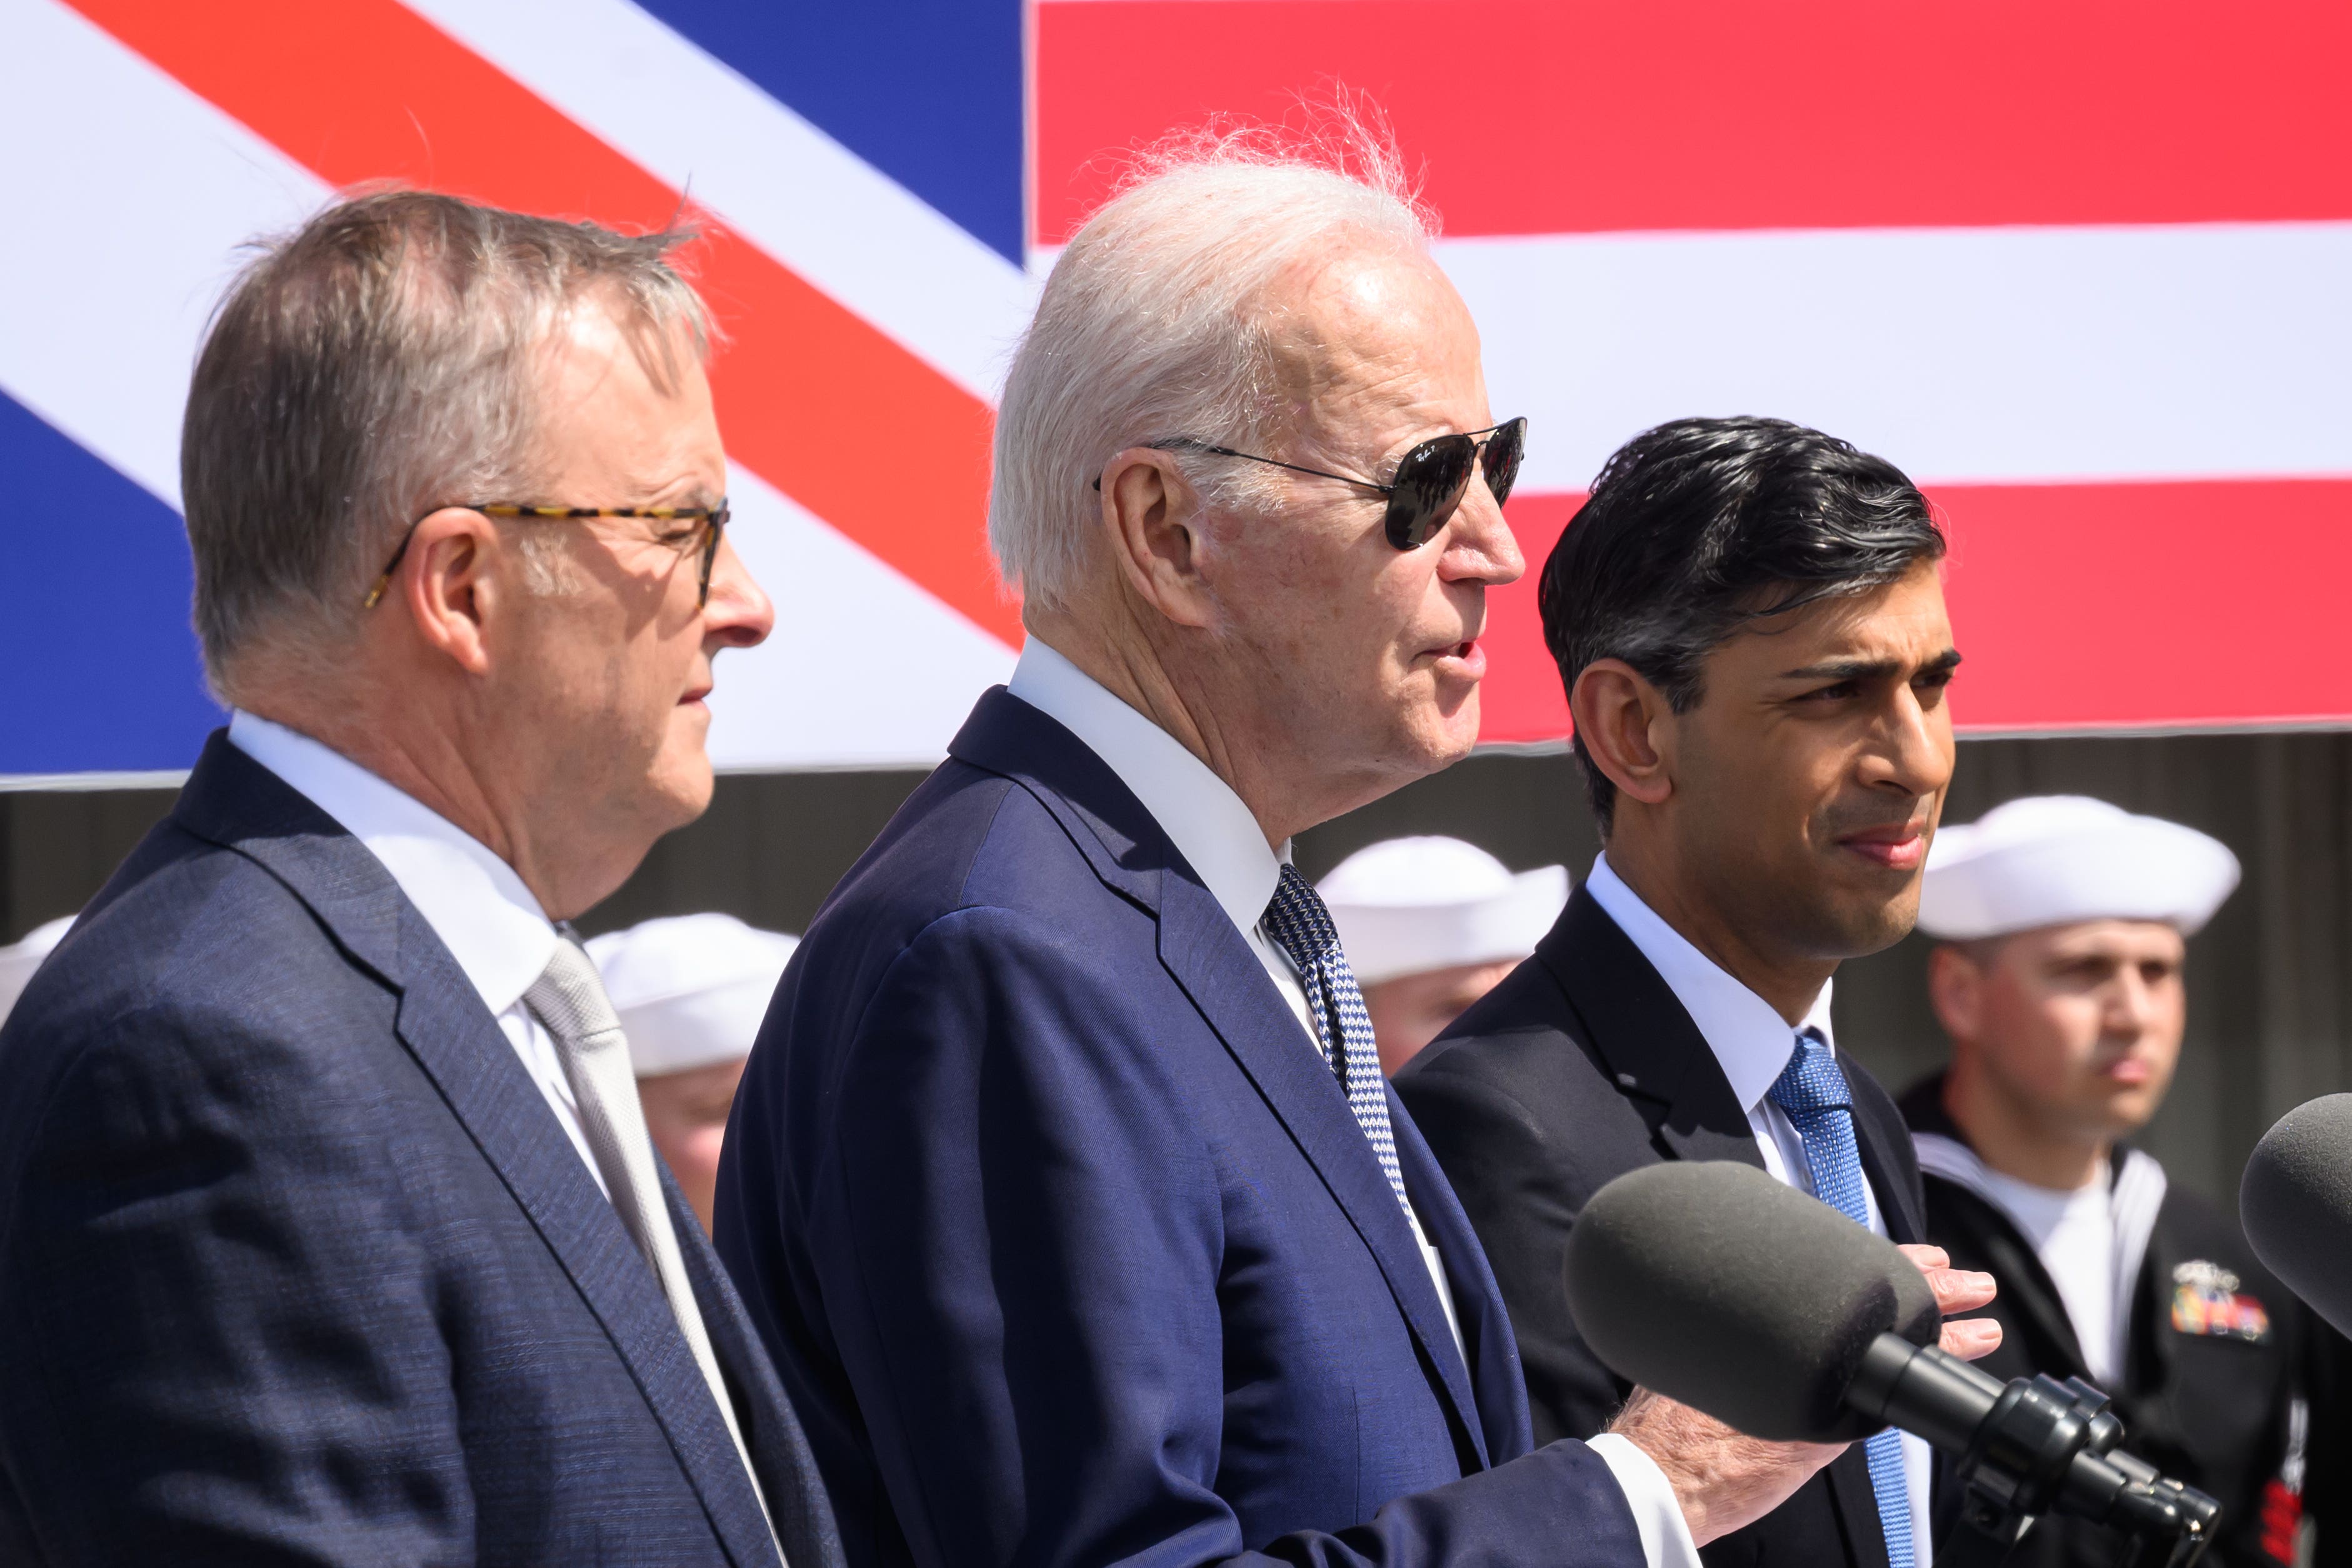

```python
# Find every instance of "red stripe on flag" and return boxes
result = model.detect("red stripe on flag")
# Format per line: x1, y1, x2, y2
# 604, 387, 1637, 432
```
1037, 0, 2352, 244
1478, 480, 2352, 746
74, 0, 1018, 646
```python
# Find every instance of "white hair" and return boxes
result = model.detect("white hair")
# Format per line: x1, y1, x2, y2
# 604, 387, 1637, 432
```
988, 123, 1436, 612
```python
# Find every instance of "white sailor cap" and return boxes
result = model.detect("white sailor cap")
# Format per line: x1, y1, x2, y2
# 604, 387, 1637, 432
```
1918, 796, 2241, 941
0, 915, 74, 1027
1318, 836, 1569, 987
584, 912, 798, 1077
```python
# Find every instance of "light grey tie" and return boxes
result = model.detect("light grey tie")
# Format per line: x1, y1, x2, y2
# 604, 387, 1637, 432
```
526, 936, 776, 1540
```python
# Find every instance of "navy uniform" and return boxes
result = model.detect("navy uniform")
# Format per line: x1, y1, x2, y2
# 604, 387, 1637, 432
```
1906, 796, 2331, 1568
1903, 1078, 2311, 1568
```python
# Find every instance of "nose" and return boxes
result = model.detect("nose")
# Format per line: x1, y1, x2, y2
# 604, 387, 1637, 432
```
2108, 966, 2162, 1039
1862, 679, 1956, 798
1436, 471, 1524, 588
703, 531, 774, 650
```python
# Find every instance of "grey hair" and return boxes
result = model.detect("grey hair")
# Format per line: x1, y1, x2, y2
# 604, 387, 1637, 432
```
988, 119, 1434, 613
181, 188, 711, 693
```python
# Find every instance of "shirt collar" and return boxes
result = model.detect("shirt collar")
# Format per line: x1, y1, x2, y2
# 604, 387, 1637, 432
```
228, 710, 559, 1016
1583, 850, 1836, 1114
1007, 639, 1288, 938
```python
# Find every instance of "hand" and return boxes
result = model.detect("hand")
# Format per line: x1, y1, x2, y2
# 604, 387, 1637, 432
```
1609, 1246, 2004, 1546
1609, 1388, 1844, 1546
1899, 1243, 2001, 1360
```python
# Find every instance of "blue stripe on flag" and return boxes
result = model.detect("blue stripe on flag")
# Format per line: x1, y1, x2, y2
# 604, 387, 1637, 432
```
0, 391, 223, 776
631, 0, 1024, 264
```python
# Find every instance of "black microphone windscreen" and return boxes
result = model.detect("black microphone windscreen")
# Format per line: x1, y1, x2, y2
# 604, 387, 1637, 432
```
2241, 1094, 2352, 1339
1564, 1161, 1939, 1442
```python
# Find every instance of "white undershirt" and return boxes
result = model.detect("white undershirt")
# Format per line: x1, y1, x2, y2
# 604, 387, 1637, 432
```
1004, 644, 1697, 1568
1968, 1164, 2122, 1387
227, 711, 608, 1197
1586, 852, 1935, 1564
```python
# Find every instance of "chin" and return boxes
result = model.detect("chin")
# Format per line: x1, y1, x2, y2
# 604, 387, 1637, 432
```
1405, 685, 1483, 769
648, 741, 716, 829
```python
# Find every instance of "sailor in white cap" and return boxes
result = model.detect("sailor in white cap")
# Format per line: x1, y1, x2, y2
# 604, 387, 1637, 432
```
587, 912, 798, 1234
0, 916, 74, 1030
1316, 836, 1568, 1076
1899, 796, 2321, 1568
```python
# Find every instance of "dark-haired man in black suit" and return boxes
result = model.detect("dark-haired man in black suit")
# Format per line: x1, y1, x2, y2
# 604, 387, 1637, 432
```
1398, 416, 1999, 1568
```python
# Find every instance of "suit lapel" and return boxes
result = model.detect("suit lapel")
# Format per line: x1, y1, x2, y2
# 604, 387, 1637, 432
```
1536, 890, 1766, 1171
1538, 884, 1914, 1562
386, 944, 778, 1566
666, 1165, 842, 1568
174, 737, 778, 1567
948, 692, 1491, 1467
1852, 1091, 1925, 1245
1154, 869, 1493, 1466
1389, 1091, 1529, 1466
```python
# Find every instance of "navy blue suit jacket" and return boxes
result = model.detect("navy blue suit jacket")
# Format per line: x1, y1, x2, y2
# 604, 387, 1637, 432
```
0, 735, 842, 1567
716, 689, 1646, 1568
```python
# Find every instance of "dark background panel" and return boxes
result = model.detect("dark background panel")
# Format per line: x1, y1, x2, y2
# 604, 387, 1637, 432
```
9, 731, 2349, 1206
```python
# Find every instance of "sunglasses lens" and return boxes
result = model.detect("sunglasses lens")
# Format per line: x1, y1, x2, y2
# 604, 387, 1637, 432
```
1383, 436, 1477, 549
1482, 417, 1526, 507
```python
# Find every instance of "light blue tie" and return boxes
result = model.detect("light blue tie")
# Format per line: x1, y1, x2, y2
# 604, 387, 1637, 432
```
1768, 1030, 1915, 1568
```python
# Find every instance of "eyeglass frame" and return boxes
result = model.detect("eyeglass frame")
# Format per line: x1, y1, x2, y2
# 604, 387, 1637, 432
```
361, 501, 732, 610
1093, 417, 1526, 551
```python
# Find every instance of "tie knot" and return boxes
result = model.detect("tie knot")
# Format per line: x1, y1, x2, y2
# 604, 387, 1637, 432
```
1767, 1029, 1853, 1117
525, 935, 624, 1042
1261, 864, 1341, 971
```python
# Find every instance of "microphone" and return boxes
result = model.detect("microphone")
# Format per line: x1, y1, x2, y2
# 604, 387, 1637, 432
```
2241, 1093, 2352, 1340
1564, 1161, 2219, 1566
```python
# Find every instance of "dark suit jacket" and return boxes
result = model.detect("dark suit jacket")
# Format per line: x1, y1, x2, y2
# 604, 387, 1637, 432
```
714, 689, 1646, 1568
1396, 885, 1928, 1568
0, 734, 841, 1567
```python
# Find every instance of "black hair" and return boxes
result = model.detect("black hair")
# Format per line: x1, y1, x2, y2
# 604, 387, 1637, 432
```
1538, 416, 1944, 834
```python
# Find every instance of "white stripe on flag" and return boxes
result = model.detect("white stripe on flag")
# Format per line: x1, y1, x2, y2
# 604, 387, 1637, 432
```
711, 472, 1014, 771
1439, 221, 2352, 491
399, 0, 1039, 403
0, 0, 331, 507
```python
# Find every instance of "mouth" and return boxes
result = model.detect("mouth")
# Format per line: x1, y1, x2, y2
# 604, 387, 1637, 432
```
1836, 819, 1929, 872
1426, 638, 1487, 679
2098, 1055, 2156, 1086
678, 684, 712, 708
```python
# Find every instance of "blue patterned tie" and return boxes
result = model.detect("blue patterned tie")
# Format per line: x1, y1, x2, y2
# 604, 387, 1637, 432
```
1769, 1030, 1915, 1568
1261, 864, 1413, 1218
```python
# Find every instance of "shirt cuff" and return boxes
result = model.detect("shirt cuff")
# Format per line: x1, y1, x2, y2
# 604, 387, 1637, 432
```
1587, 1432, 1703, 1568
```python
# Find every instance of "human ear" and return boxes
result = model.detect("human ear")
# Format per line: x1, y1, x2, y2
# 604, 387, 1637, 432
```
1099, 449, 1215, 631
1928, 944, 1983, 1044
1569, 659, 1675, 810
396, 506, 500, 676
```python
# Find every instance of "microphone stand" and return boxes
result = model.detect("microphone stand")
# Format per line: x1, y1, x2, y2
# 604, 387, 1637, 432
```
1849, 1341, 2220, 1568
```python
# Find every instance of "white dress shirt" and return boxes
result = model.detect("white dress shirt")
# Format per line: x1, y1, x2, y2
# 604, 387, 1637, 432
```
228, 711, 608, 1197
1586, 851, 1935, 1562
1008, 641, 1698, 1568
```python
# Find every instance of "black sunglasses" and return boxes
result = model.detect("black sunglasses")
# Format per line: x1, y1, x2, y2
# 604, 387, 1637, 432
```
1098, 417, 1527, 550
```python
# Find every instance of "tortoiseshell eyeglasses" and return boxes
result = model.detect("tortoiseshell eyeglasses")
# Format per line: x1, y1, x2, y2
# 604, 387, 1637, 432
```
362, 501, 732, 610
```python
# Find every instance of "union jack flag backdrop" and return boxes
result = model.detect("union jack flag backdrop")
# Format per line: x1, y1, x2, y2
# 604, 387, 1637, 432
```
4, 0, 2348, 781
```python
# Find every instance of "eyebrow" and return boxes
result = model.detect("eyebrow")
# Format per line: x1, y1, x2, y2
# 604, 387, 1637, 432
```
1779, 647, 1963, 682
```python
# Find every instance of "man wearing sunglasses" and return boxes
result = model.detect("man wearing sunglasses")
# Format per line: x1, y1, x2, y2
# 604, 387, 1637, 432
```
718, 144, 1980, 1568
0, 192, 840, 1566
